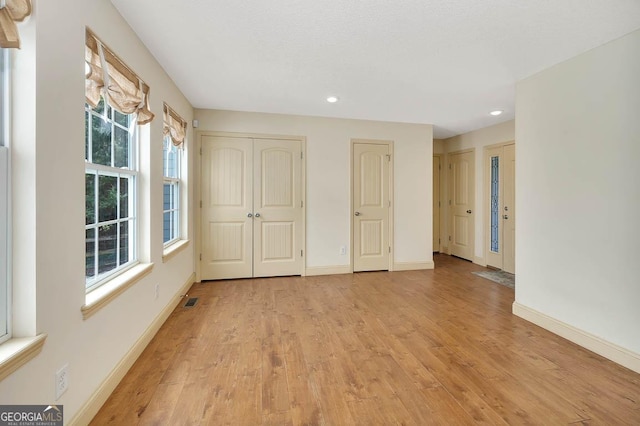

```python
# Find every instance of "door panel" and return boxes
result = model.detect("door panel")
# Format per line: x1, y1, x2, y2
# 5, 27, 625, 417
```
354, 143, 389, 271
201, 136, 253, 279
253, 139, 302, 277
503, 144, 516, 274
449, 150, 475, 261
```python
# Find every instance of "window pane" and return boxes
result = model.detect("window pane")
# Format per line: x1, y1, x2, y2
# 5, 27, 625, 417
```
98, 224, 117, 274
91, 115, 112, 166
163, 183, 171, 210
85, 228, 96, 279
490, 156, 500, 253
98, 175, 118, 222
114, 110, 129, 127
163, 137, 179, 178
85, 110, 89, 161
85, 173, 96, 225
119, 221, 130, 266
114, 126, 129, 168
119, 177, 129, 219
163, 211, 172, 243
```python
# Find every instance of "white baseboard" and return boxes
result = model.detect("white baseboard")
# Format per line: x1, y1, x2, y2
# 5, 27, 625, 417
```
305, 265, 351, 276
393, 261, 435, 271
512, 302, 640, 374
70, 273, 196, 425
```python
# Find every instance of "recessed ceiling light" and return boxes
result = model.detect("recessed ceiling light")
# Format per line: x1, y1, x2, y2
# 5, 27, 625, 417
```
489, 110, 503, 116
326, 96, 339, 103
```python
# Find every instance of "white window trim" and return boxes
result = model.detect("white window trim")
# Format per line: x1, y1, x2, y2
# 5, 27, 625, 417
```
85, 104, 139, 293
0, 46, 11, 345
0, 147, 10, 345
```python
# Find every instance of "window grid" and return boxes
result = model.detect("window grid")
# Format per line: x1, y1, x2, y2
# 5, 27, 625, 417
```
163, 136, 181, 246
85, 102, 138, 291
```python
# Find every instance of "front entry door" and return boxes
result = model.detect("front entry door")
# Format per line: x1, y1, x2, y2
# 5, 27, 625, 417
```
353, 142, 390, 272
485, 143, 515, 273
503, 144, 516, 274
449, 150, 475, 261
201, 135, 303, 280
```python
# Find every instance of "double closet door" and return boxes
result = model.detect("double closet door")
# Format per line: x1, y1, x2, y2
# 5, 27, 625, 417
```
201, 135, 303, 280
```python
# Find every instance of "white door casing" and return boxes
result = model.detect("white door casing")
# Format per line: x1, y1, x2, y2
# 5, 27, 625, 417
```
200, 135, 303, 280
353, 142, 391, 272
449, 150, 475, 261
433, 155, 441, 252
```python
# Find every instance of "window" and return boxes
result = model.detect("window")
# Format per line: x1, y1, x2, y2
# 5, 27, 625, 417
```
162, 103, 186, 249
0, 47, 10, 343
163, 135, 181, 246
85, 100, 138, 290
84, 29, 155, 294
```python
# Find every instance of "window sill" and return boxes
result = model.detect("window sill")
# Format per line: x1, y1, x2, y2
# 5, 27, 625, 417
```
162, 239, 190, 263
82, 263, 154, 320
0, 334, 47, 382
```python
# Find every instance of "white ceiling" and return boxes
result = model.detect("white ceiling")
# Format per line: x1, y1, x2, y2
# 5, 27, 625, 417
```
111, 0, 640, 138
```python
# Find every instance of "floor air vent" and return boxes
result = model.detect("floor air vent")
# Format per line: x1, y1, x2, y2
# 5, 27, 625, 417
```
184, 297, 198, 308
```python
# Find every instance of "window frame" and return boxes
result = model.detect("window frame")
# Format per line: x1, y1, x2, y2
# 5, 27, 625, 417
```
0, 46, 11, 344
84, 102, 139, 292
162, 135, 181, 247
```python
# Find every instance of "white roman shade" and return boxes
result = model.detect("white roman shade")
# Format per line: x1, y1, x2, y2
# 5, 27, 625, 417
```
85, 28, 154, 125
0, 0, 31, 48
163, 103, 187, 146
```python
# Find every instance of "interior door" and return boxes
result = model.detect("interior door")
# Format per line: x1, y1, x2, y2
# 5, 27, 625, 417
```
253, 139, 303, 277
449, 150, 475, 261
503, 144, 516, 274
433, 156, 441, 252
201, 136, 253, 279
353, 142, 390, 272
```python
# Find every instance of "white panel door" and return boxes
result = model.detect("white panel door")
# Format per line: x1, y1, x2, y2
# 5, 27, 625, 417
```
449, 150, 475, 261
503, 144, 516, 274
253, 139, 303, 277
353, 143, 390, 272
201, 136, 253, 280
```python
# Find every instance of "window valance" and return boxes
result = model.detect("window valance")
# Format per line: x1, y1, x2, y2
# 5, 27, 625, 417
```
163, 103, 187, 146
85, 28, 154, 125
0, 0, 32, 48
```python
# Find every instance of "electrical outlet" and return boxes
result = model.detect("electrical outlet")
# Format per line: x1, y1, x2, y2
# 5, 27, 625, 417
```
339, 246, 346, 255
55, 364, 69, 400
154, 283, 160, 300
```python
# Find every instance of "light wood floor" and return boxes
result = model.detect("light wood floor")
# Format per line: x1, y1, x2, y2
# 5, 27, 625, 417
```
92, 254, 640, 425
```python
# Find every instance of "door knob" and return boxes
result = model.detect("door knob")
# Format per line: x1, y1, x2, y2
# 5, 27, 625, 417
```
247, 213, 253, 218
254, 213, 261, 218
503, 214, 509, 219
466, 209, 472, 214
355, 211, 361, 216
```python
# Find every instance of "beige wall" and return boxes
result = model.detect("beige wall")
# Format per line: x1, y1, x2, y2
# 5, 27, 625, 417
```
440, 120, 514, 261
516, 29, 640, 361
2, 0, 195, 421
194, 109, 434, 270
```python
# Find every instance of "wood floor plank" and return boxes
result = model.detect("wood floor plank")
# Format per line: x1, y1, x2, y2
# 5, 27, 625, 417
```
91, 254, 640, 425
